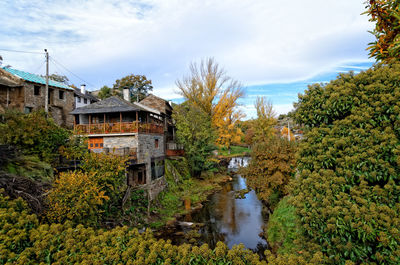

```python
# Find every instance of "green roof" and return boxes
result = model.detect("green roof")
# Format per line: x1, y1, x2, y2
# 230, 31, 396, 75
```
2, 67, 73, 90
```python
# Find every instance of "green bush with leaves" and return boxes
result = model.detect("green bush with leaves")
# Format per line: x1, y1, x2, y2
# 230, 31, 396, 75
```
1, 192, 266, 265
0, 110, 70, 164
243, 136, 296, 208
292, 62, 400, 264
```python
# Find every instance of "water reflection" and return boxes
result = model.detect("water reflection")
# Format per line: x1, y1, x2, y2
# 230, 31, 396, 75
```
192, 173, 267, 250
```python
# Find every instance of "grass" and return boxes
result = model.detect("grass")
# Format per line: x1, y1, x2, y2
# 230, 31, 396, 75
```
267, 196, 302, 254
218, 145, 251, 157
151, 158, 230, 228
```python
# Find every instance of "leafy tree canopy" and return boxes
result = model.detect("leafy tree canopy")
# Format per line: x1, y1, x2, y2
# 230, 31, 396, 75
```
292, 62, 400, 264
173, 102, 216, 177
364, 0, 400, 62
113, 74, 153, 102
176, 58, 244, 149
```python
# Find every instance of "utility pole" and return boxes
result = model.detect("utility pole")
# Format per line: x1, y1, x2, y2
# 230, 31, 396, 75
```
44, 49, 49, 113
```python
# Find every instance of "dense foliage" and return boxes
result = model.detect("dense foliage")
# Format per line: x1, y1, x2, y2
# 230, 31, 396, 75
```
173, 102, 216, 177
364, 0, 400, 62
0, 110, 70, 164
0, 193, 265, 265
46, 171, 109, 225
292, 62, 400, 264
244, 136, 296, 207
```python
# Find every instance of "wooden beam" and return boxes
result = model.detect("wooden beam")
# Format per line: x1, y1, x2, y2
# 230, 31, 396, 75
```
103, 113, 106, 133
88, 114, 91, 134
120, 112, 122, 132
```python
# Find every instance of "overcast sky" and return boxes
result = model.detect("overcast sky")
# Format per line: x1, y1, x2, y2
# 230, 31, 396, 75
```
0, 0, 375, 117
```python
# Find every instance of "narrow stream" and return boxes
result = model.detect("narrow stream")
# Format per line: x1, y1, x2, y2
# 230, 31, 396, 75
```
160, 157, 268, 254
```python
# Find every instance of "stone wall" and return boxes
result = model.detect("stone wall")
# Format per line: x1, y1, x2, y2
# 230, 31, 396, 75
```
0, 85, 24, 112
23, 82, 74, 128
103, 135, 138, 149
137, 134, 164, 163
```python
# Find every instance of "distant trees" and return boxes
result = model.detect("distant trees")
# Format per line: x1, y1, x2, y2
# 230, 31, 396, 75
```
97, 85, 112, 99
364, 0, 400, 62
113, 74, 153, 102
176, 58, 244, 150
243, 97, 296, 208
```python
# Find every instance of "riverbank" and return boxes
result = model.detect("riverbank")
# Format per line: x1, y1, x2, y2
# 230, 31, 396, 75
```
149, 157, 232, 229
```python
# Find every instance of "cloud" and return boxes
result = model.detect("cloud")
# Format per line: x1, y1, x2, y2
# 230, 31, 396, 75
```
0, 0, 375, 117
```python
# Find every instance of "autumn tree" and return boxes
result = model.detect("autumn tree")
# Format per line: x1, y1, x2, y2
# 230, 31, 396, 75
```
280, 126, 294, 141
113, 74, 153, 102
172, 102, 216, 177
176, 58, 244, 150
252, 96, 277, 144
364, 0, 400, 62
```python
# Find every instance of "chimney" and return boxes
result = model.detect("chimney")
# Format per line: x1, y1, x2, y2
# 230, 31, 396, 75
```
123, 88, 130, 102
80, 84, 86, 94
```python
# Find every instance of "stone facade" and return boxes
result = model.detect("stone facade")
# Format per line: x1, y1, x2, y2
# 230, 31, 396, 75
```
137, 134, 164, 163
103, 135, 138, 149
0, 68, 74, 128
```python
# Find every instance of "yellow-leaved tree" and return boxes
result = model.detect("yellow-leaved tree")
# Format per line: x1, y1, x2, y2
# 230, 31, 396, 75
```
176, 58, 244, 150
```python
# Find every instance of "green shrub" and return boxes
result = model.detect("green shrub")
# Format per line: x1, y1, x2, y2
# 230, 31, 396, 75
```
0, 110, 70, 164
267, 197, 302, 254
292, 62, 400, 264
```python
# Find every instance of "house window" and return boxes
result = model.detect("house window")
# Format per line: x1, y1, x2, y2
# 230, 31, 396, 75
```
34, 86, 40, 96
84, 98, 87, 104
88, 137, 104, 150
155, 139, 159, 148
24, 107, 33, 113
59, 90, 64, 100
77, 97, 81, 103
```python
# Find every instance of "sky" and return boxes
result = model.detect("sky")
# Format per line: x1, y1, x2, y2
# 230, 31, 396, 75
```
0, 0, 375, 118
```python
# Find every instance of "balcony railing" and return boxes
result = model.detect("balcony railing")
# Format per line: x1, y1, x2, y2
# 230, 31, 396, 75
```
166, 142, 184, 157
74, 121, 163, 135
90, 147, 137, 159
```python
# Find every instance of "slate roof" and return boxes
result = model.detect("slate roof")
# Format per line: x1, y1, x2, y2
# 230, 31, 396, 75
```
70, 96, 159, 115
73, 87, 98, 102
2, 67, 73, 90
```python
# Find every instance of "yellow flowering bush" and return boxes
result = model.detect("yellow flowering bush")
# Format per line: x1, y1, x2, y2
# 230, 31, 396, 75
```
1, 193, 267, 264
46, 171, 109, 225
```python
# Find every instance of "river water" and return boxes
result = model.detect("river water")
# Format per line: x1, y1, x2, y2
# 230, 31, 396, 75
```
161, 157, 268, 253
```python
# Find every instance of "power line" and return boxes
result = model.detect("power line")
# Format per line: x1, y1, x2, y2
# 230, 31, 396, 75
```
0, 48, 44, 55
49, 56, 96, 89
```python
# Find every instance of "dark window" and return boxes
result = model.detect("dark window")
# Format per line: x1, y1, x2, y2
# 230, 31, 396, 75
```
24, 107, 32, 113
34, 86, 40, 96
59, 90, 64, 100
100, 143, 103, 148
155, 139, 159, 148
84, 98, 87, 104
95, 143, 98, 147
77, 97, 81, 103
90, 143, 93, 148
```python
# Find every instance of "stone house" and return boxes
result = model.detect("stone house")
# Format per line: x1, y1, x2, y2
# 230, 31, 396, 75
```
70, 89, 166, 198
0, 67, 74, 127
74, 84, 98, 108
139, 94, 184, 156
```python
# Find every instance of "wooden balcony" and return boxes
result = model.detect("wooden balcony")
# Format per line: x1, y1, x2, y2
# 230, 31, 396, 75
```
74, 121, 163, 135
166, 142, 185, 157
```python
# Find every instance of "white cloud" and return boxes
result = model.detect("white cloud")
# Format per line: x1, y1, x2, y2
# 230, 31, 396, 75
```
0, 0, 374, 105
